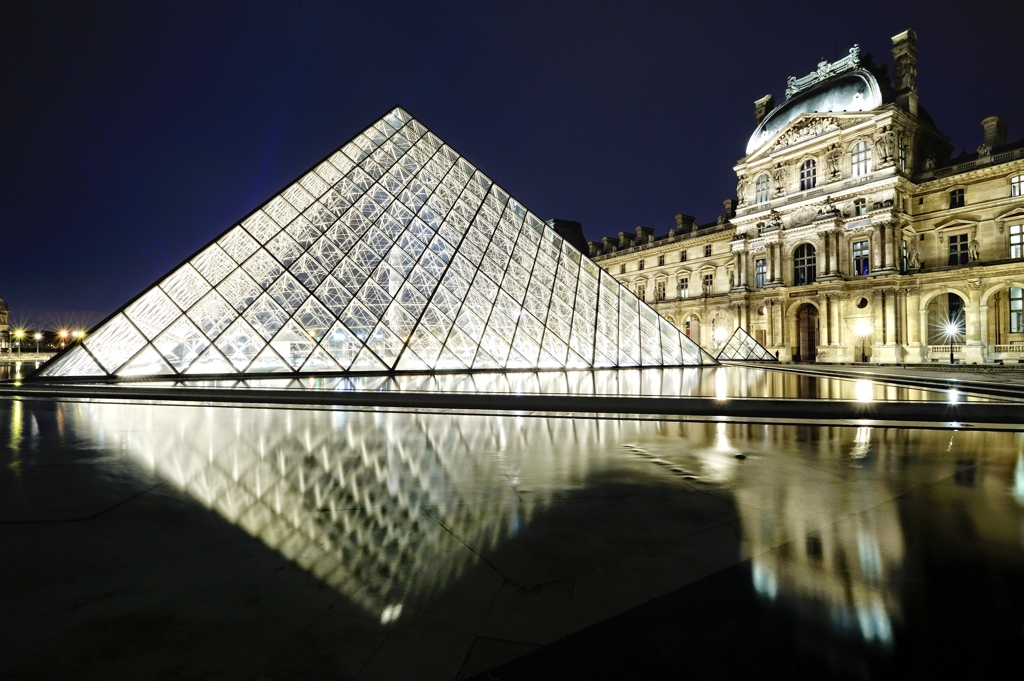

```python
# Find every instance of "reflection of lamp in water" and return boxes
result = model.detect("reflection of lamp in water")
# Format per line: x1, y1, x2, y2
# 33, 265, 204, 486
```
853, 320, 872, 363
713, 326, 729, 351
715, 368, 728, 400
855, 379, 874, 403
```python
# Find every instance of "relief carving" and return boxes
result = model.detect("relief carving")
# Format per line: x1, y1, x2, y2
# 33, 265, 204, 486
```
824, 144, 843, 181
771, 163, 788, 197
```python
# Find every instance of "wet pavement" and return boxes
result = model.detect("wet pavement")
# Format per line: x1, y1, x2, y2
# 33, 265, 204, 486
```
2, 398, 1023, 679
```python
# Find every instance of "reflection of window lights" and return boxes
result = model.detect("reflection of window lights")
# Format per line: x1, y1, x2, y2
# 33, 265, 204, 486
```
1011, 287, 1023, 333
853, 240, 870, 275
1009, 224, 1022, 259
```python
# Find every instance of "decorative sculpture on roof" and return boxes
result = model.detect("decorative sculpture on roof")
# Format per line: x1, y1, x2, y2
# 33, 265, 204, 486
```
785, 45, 862, 100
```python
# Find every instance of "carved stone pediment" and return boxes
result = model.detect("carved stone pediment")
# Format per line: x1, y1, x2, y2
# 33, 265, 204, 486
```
746, 114, 875, 162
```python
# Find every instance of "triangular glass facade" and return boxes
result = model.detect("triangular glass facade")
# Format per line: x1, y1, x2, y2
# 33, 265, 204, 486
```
39, 107, 707, 379
716, 327, 777, 361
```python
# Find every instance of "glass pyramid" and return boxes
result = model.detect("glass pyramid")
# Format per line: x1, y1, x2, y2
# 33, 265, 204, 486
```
716, 327, 777, 361
39, 107, 708, 379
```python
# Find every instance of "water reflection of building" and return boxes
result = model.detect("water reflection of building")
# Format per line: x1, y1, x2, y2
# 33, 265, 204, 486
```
67, 402, 627, 624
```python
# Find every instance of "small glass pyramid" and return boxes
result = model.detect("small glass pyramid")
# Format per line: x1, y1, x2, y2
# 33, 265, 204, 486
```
716, 327, 777, 361
38, 107, 709, 379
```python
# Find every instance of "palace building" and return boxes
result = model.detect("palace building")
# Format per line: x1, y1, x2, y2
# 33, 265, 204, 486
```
592, 29, 1024, 364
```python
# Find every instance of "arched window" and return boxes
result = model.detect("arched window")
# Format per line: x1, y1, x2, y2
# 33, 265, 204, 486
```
793, 243, 817, 285
755, 173, 770, 203
851, 141, 872, 177
800, 159, 817, 191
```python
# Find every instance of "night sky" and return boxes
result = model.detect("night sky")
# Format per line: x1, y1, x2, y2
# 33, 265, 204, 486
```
3, 0, 1022, 329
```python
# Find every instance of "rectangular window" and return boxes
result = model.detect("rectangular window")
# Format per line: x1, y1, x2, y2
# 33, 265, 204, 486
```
636, 283, 645, 301
704, 244, 712, 257
638, 259, 645, 270
1012, 176, 1022, 197
1011, 287, 1023, 333
854, 198, 867, 216
680, 250, 687, 262
655, 280, 666, 301
658, 254, 665, 267
853, 240, 870, 275
702, 273, 714, 294
949, 188, 965, 209
755, 258, 766, 288
948, 233, 969, 266
755, 329, 767, 347
678, 278, 689, 299
1010, 224, 1022, 260
620, 264, 626, 274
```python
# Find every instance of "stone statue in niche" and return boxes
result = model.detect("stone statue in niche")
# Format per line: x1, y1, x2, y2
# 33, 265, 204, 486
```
736, 177, 748, 206
908, 247, 921, 269
729, 271, 735, 288
824, 144, 842, 180
771, 163, 788, 197
969, 237, 980, 262
924, 158, 935, 171
875, 126, 897, 165
977, 144, 992, 158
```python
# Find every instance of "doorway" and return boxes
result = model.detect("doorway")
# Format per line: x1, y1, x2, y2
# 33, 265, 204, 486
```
796, 304, 819, 362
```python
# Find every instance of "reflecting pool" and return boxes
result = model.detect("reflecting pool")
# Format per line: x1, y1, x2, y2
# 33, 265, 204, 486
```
2, 399, 1023, 679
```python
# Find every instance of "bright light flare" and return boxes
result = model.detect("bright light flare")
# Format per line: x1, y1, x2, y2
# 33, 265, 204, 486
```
853, 320, 873, 337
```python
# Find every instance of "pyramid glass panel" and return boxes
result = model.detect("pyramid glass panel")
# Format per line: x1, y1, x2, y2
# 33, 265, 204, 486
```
37, 107, 710, 379
716, 327, 778, 361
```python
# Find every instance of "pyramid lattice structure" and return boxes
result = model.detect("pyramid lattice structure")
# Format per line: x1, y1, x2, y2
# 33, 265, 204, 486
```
716, 327, 777, 361
39, 107, 707, 380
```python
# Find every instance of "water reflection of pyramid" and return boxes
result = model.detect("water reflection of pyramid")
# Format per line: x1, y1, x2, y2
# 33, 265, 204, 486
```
716, 328, 776, 361
39, 107, 706, 379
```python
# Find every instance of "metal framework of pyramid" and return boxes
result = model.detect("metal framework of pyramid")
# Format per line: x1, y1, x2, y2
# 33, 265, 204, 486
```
37, 107, 708, 380
716, 327, 777, 361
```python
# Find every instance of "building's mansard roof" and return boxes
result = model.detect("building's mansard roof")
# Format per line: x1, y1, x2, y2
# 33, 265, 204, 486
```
36, 107, 708, 380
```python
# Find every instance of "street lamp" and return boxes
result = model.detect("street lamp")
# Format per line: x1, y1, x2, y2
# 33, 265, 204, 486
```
853, 320, 872, 363
712, 326, 729, 351
943, 321, 961, 365
13, 329, 24, 357
58, 329, 68, 349
34, 332, 41, 353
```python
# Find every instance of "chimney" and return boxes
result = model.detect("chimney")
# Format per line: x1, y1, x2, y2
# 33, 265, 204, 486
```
723, 199, 736, 219
618, 231, 636, 248
754, 94, 775, 125
635, 225, 654, 244
674, 214, 696, 234
891, 29, 919, 116
545, 218, 589, 253
981, 116, 1009, 149
601, 236, 618, 253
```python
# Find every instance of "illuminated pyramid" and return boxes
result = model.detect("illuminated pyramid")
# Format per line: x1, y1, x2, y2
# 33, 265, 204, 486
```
716, 327, 777, 361
38, 107, 708, 379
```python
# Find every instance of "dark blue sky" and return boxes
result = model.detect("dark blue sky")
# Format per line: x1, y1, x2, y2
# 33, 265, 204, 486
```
3, 0, 1022, 328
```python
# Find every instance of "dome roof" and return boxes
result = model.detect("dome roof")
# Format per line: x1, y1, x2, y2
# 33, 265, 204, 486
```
745, 69, 884, 156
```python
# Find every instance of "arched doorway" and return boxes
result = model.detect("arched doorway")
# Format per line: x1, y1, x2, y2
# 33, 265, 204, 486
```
795, 304, 819, 362
926, 292, 966, 344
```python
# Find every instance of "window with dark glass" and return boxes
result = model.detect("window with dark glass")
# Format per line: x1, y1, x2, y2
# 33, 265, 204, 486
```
655, 280, 666, 301
755, 258, 766, 288
702, 273, 714, 294
1012, 175, 1023, 197
755, 174, 770, 203
680, 250, 687, 262
636, 283, 645, 300
658, 254, 665, 266
800, 159, 816, 191
898, 136, 907, 173
704, 244, 712, 257
620, 264, 626, 274
948, 233, 969, 265
949, 188, 965, 208
853, 240, 870, 275
638, 259, 644, 270
1011, 287, 1023, 333
793, 243, 817, 285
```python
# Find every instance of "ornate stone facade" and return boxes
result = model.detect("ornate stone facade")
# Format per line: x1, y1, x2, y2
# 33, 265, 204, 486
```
592, 29, 1024, 364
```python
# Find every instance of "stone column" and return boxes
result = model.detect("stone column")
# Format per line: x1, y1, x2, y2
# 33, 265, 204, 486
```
833, 231, 842, 276
873, 290, 885, 350
965, 282, 985, 362
872, 225, 883, 271
739, 250, 748, 287
905, 288, 923, 362
768, 244, 776, 282
829, 294, 843, 346
919, 306, 929, 346
821, 233, 831, 275
884, 289, 898, 346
